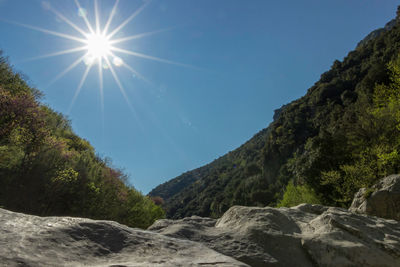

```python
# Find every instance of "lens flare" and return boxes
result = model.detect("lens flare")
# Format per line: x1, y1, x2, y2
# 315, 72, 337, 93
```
78, 8, 87, 17
113, 56, 123, 67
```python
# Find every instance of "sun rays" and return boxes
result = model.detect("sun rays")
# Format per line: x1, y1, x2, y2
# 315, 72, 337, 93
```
4, 0, 190, 117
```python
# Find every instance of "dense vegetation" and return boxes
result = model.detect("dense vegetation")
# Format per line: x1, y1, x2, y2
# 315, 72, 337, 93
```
0, 52, 164, 228
150, 8, 400, 219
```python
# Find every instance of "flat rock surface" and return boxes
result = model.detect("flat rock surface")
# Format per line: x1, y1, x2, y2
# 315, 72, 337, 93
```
149, 204, 400, 266
0, 208, 247, 267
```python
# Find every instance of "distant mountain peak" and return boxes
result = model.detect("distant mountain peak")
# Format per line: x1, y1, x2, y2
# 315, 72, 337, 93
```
357, 19, 396, 48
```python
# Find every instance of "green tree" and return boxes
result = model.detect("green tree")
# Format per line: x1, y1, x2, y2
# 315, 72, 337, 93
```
321, 57, 400, 205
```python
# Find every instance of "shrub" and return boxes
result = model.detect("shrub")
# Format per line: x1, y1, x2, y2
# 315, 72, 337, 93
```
277, 181, 321, 207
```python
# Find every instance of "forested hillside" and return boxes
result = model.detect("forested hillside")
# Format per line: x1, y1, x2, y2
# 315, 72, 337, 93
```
0, 53, 164, 228
150, 8, 400, 219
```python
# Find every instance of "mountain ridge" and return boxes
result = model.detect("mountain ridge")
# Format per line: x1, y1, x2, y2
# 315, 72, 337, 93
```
150, 7, 400, 219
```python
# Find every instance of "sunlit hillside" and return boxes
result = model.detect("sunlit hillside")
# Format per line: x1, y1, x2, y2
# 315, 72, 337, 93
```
0, 53, 164, 228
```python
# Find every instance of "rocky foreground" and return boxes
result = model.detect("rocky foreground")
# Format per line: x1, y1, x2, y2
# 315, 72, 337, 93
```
0, 204, 399, 266
150, 204, 400, 266
0, 208, 245, 267
1, 175, 400, 266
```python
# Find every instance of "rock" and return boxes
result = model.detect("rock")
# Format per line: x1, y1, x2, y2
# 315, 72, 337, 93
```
149, 204, 400, 266
0, 208, 247, 267
349, 174, 400, 220
2, 203, 400, 267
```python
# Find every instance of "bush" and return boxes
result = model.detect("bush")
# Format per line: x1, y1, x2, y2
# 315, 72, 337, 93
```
277, 181, 321, 208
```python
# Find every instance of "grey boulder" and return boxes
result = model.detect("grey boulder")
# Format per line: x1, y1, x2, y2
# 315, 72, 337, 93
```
349, 174, 400, 220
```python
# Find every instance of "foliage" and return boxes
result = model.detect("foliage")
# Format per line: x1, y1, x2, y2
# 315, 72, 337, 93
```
320, 56, 400, 205
0, 52, 164, 228
277, 181, 321, 208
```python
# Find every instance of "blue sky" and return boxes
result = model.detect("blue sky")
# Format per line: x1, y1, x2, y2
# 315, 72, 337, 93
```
0, 0, 398, 193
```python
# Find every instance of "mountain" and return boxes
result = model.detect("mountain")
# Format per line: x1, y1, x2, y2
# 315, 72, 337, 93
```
0, 52, 164, 228
356, 19, 396, 48
150, 7, 400, 219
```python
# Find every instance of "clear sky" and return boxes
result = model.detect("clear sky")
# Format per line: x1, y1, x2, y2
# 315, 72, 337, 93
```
0, 0, 398, 194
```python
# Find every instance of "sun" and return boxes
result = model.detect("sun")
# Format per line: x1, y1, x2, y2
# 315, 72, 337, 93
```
8, 0, 193, 115
85, 33, 111, 60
